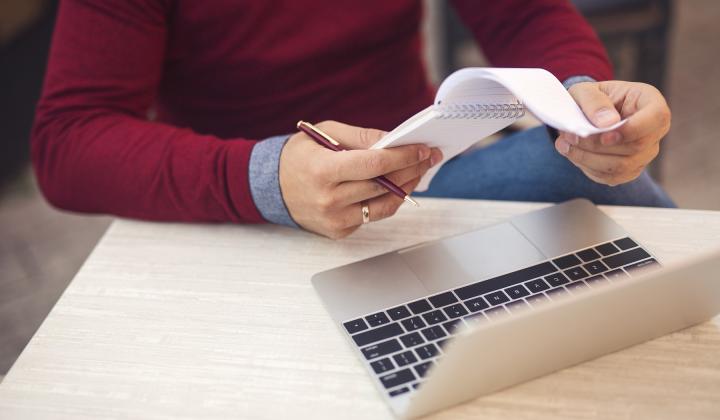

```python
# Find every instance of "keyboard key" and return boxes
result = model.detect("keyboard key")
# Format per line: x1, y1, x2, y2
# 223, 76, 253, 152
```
361, 339, 402, 360
343, 318, 368, 334
393, 350, 418, 367
389, 387, 410, 397
365, 312, 390, 327
526, 293, 549, 306
415, 343, 439, 360
464, 296, 489, 312
413, 361, 434, 378
604, 268, 629, 281
380, 369, 415, 389
566, 281, 589, 293
421, 325, 447, 341
505, 284, 530, 299
442, 303, 468, 319
352, 322, 403, 347
407, 299, 432, 315
603, 247, 651, 269
370, 357, 395, 374
525, 278, 550, 293
506, 300, 529, 312
552, 254, 582, 270
443, 319, 463, 334
595, 242, 620, 256
455, 262, 556, 300
624, 258, 660, 275
428, 291, 458, 308
564, 266, 590, 281
614, 237, 638, 250
399, 332, 425, 347
484, 306, 508, 319
485, 291, 509, 306
387, 305, 412, 321
437, 338, 450, 348
585, 274, 608, 287
577, 248, 601, 262
547, 287, 569, 299
412, 383, 421, 389
583, 260, 609, 275
422, 310, 447, 325
401, 316, 426, 332
544, 272, 569, 287
464, 312, 487, 324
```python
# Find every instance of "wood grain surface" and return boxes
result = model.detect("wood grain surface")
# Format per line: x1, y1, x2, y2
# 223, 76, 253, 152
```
0, 198, 718, 419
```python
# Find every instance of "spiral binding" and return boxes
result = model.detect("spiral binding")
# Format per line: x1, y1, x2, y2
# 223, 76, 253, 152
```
436, 102, 525, 120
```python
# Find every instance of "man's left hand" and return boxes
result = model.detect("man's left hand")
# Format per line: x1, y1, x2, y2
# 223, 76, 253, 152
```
555, 81, 671, 186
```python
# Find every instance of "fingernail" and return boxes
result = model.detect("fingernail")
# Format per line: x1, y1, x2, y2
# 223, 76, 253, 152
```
430, 149, 443, 166
556, 139, 570, 155
595, 108, 620, 126
419, 147, 430, 161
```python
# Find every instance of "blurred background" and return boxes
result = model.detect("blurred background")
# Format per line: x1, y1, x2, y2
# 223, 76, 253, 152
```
1, 0, 718, 377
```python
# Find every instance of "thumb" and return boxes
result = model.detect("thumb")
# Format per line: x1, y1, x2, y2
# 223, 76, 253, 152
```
569, 83, 621, 128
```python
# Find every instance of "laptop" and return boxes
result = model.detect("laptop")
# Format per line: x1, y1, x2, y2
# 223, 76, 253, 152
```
311, 199, 720, 418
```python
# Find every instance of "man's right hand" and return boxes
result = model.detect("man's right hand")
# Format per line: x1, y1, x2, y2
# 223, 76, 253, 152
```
279, 120, 441, 239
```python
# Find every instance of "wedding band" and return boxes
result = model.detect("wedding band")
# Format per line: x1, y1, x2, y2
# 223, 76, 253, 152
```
361, 201, 370, 224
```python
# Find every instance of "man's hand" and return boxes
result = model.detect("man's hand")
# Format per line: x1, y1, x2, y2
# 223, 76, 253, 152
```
555, 81, 671, 186
279, 120, 442, 239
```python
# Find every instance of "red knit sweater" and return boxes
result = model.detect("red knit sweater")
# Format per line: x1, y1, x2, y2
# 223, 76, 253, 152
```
31, 0, 611, 223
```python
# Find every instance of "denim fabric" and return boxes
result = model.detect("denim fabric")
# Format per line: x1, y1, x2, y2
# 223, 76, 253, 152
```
416, 126, 675, 208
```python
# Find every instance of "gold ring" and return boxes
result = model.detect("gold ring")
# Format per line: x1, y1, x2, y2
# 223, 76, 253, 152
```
361, 201, 370, 224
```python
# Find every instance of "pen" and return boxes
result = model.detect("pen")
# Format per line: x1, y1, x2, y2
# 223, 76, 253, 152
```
296, 121, 419, 207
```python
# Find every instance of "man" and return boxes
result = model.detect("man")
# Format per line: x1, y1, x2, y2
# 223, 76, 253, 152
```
32, 0, 673, 239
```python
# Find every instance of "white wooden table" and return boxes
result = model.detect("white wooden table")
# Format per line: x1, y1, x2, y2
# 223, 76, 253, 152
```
1, 198, 719, 419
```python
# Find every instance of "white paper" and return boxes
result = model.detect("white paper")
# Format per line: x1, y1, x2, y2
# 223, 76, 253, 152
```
372, 68, 626, 191
437, 68, 626, 137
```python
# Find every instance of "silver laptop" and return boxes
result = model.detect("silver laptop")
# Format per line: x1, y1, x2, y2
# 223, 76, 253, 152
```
311, 199, 720, 418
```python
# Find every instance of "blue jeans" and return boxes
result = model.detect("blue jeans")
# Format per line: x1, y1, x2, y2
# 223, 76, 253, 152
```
417, 126, 675, 207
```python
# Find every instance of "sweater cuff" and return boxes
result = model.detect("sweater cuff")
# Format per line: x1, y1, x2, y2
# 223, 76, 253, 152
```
248, 134, 298, 227
563, 75, 597, 90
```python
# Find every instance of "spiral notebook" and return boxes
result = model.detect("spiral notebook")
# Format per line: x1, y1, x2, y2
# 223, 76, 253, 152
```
371, 68, 626, 191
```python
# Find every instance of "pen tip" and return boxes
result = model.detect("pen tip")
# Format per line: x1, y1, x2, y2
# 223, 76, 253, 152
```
404, 196, 419, 207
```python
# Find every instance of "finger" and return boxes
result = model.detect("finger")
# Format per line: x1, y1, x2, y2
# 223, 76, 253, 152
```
615, 89, 671, 144
569, 83, 622, 128
325, 225, 359, 240
557, 138, 654, 178
568, 131, 658, 157
314, 120, 388, 149
339, 178, 422, 228
334, 156, 435, 205
327, 144, 432, 182
594, 81, 671, 142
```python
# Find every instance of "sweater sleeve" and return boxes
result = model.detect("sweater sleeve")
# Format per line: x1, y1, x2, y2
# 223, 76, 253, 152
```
31, 0, 264, 223
450, 0, 613, 82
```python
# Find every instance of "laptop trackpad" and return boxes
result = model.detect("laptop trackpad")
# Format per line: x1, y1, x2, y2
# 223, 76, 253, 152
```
398, 222, 545, 294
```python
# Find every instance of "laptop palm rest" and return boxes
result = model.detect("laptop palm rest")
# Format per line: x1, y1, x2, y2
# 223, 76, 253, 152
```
399, 222, 545, 294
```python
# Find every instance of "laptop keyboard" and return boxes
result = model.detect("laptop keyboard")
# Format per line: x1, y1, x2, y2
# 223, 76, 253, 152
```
340, 237, 659, 399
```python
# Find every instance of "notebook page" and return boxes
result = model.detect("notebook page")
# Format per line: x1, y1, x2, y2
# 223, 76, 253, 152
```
372, 68, 625, 192
371, 106, 519, 191
436, 68, 626, 137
